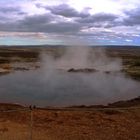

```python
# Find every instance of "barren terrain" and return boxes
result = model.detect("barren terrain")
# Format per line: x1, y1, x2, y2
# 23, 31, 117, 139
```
0, 46, 140, 140
0, 46, 140, 80
0, 97, 140, 140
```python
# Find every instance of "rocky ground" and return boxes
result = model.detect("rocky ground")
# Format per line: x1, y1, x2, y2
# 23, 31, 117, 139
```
0, 97, 140, 140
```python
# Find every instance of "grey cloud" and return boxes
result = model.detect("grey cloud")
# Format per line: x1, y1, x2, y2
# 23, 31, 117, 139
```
0, 5, 123, 36
0, 5, 26, 15
0, 6, 20, 13
0, 12, 81, 34
0, 3, 121, 34
0, 22, 19, 32
44, 22, 81, 33
0, 5, 26, 24
18, 13, 81, 33
0, 13, 53, 32
123, 8, 140, 26
20, 21, 81, 33
0, 11, 119, 34
77, 13, 118, 23
21, 14, 53, 26
45, 4, 90, 18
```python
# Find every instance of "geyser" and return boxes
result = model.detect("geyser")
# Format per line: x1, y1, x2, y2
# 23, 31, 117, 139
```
0, 46, 139, 107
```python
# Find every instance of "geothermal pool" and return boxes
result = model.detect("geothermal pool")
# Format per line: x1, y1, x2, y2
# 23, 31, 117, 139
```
0, 68, 139, 107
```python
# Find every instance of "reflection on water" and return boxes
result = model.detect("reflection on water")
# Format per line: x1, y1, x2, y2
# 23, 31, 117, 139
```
0, 69, 140, 107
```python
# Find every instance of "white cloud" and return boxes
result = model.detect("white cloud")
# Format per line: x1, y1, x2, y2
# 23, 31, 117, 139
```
0, 0, 140, 45
125, 39, 133, 42
33, 0, 140, 15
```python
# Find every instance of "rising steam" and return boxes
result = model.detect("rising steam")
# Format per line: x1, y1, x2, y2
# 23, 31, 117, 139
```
37, 45, 140, 106
0, 45, 139, 107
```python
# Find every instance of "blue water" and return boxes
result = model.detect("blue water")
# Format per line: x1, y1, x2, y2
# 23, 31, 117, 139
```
0, 69, 139, 107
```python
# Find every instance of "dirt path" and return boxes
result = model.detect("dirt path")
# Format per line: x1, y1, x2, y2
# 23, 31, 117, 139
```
0, 105, 139, 140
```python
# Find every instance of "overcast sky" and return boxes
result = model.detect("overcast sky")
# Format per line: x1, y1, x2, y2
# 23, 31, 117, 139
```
0, 0, 140, 45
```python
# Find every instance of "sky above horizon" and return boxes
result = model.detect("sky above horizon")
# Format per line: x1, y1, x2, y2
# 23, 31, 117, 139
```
0, 0, 140, 45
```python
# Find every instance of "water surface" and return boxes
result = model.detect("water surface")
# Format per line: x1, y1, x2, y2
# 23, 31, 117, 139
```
0, 69, 139, 107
